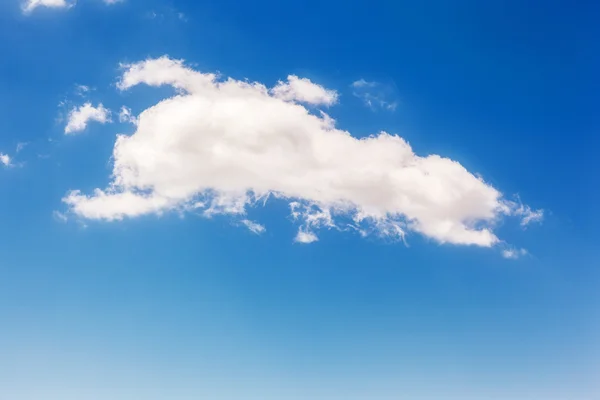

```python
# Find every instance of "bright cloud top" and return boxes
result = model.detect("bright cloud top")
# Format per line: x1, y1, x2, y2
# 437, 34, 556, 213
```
22, 0, 73, 13
22, 0, 123, 13
64, 56, 542, 247
271, 75, 338, 106
0, 153, 11, 167
64, 103, 111, 134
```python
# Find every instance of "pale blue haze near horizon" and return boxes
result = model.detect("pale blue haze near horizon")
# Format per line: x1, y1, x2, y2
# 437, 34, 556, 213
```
0, 0, 598, 399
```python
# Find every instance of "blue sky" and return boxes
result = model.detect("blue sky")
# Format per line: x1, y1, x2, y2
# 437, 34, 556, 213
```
0, 0, 598, 399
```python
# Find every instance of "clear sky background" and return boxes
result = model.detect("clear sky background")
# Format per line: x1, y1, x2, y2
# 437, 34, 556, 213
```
0, 0, 598, 399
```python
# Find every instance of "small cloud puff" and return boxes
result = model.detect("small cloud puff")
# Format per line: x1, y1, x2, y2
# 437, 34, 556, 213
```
0, 153, 12, 167
241, 219, 266, 235
16, 142, 28, 153
502, 248, 529, 260
75, 84, 92, 96
272, 75, 338, 106
504, 199, 544, 227
118, 106, 138, 125
295, 230, 319, 244
0, 142, 32, 169
65, 103, 111, 134
352, 79, 397, 111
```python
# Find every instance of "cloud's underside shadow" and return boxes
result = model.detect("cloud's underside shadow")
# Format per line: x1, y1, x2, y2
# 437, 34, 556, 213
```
63, 56, 542, 250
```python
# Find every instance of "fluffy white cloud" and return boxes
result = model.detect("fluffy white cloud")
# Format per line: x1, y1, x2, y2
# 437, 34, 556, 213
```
118, 106, 138, 125
103, 0, 124, 4
0, 153, 11, 167
64, 189, 170, 219
241, 219, 266, 235
271, 75, 338, 106
22, 0, 73, 13
352, 79, 397, 111
64, 56, 542, 248
64, 103, 111, 134
502, 248, 528, 260
295, 230, 319, 244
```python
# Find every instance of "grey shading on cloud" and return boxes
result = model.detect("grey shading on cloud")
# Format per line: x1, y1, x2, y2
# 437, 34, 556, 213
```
63, 56, 542, 252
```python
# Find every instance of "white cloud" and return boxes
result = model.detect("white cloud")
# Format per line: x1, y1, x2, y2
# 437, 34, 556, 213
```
75, 84, 91, 96
271, 75, 338, 106
0, 153, 12, 167
64, 189, 171, 220
23, 0, 121, 14
16, 142, 28, 153
241, 219, 266, 235
502, 248, 528, 260
118, 106, 138, 124
53, 210, 68, 223
518, 206, 544, 227
351, 79, 377, 89
352, 79, 397, 111
64, 103, 111, 134
22, 0, 73, 14
290, 201, 336, 242
63, 56, 541, 248
295, 230, 319, 244
504, 199, 544, 227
